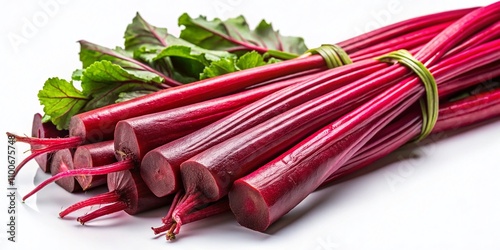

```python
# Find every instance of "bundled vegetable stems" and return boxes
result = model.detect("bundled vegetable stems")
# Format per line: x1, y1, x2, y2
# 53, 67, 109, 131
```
7, 2, 500, 242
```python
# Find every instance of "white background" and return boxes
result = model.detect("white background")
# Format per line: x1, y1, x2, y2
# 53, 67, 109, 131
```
1, 0, 499, 249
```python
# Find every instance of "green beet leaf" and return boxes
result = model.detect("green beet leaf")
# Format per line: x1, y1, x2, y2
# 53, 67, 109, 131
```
154, 45, 208, 78
80, 60, 164, 111
178, 13, 308, 57
235, 51, 267, 70
116, 90, 155, 103
200, 57, 237, 80
200, 51, 270, 79
80, 40, 137, 69
123, 12, 173, 77
124, 12, 234, 82
124, 13, 234, 61
79, 40, 171, 81
124, 12, 169, 51
71, 69, 83, 81
38, 78, 89, 130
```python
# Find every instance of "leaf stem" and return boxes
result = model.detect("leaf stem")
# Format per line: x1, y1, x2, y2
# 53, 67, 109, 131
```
22, 159, 134, 201
59, 191, 121, 218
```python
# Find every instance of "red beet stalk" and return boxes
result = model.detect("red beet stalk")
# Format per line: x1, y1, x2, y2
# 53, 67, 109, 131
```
114, 71, 317, 163
229, 86, 420, 231
71, 56, 326, 142
327, 86, 500, 183
73, 140, 117, 190
226, 3, 500, 231
444, 20, 500, 58
230, 85, 500, 232
155, 41, 496, 238
21, 73, 312, 200
227, 51, 500, 230
170, 92, 417, 236
151, 42, 498, 239
232, 83, 500, 232
9, 8, 471, 178
22, 73, 312, 200
337, 7, 475, 51
438, 62, 500, 98
173, 38, 500, 222
140, 59, 386, 198
152, 85, 500, 236
7, 55, 327, 179
168, 3, 500, 234
49, 149, 81, 193
26, 72, 318, 199
139, 10, 478, 198
349, 21, 453, 61
416, 4, 500, 66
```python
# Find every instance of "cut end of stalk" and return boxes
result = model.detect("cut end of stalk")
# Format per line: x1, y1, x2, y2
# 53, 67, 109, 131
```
180, 160, 221, 201
31, 113, 69, 172
68, 116, 87, 141
77, 217, 86, 225
114, 121, 142, 162
228, 179, 271, 232
73, 146, 95, 190
50, 149, 81, 193
72, 142, 116, 190
140, 151, 178, 197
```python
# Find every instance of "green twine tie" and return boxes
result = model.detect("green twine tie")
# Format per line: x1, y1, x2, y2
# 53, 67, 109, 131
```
377, 49, 438, 142
304, 44, 353, 68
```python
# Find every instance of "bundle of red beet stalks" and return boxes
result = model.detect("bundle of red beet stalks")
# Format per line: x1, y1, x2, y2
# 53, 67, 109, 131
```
7, 2, 500, 241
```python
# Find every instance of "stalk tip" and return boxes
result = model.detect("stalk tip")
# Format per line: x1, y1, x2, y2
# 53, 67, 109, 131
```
151, 224, 169, 235
77, 217, 85, 225
166, 222, 177, 241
